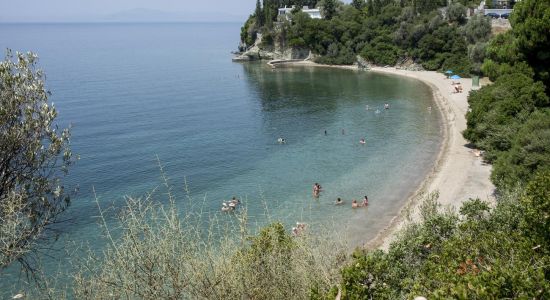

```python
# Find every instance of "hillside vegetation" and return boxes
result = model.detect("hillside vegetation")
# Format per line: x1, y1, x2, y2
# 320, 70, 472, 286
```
241, 0, 491, 76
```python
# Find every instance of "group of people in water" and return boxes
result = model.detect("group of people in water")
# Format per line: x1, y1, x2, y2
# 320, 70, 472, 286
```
276, 102, 392, 146
221, 197, 241, 212
335, 195, 369, 208
291, 222, 307, 236
314, 183, 370, 208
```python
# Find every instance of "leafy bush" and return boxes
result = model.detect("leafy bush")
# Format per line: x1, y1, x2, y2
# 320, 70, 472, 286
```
332, 191, 550, 299
492, 109, 550, 189
464, 73, 548, 162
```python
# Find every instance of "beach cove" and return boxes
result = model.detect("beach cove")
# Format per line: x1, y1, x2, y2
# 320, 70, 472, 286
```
1, 23, 456, 271
268, 60, 495, 248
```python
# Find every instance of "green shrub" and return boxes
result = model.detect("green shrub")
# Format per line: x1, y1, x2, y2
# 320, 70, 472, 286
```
464, 73, 548, 162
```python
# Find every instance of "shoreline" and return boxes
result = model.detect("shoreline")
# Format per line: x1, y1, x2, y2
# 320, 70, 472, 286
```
368, 66, 495, 249
270, 60, 495, 250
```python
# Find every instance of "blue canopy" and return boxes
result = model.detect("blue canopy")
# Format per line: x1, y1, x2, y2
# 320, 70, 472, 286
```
445, 70, 453, 74
450, 75, 461, 79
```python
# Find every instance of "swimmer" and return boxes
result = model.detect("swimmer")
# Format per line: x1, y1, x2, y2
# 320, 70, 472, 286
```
375, 109, 381, 114
313, 183, 320, 197
363, 196, 369, 206
221, 202, 234, 212
341, 129, 345, 135
366, 105, 370, 110
360, 138, 366, 144
324, 130, 327, 135
384, 103, 390, 109
230, 197, 240, 205
335, 198, 344, 205
352, 199, 359, 208
277, 137, 286, 144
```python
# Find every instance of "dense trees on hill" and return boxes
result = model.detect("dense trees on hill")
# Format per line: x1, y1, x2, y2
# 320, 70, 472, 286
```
465, 0, 550, 189
241, 0, 491, 75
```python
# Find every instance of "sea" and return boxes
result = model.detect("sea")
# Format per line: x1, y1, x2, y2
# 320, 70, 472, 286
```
0, 22, 442, 290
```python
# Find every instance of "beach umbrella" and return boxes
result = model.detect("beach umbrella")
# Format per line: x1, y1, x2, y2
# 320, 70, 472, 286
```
445, 70, 453, 74
450, 75, 461, 80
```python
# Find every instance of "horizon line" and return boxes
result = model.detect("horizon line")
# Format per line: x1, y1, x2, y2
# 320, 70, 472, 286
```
0, 20, 244, 25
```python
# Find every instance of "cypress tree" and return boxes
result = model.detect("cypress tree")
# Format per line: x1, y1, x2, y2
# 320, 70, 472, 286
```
255, 0, 264, 26
367, 0, 374, 16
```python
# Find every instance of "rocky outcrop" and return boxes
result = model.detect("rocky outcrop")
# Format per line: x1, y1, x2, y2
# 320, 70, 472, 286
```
232, 33, 310, 62
396, 57, 425, 71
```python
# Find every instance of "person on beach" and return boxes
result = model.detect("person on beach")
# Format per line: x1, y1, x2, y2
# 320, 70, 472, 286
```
335, 198, 344, 205
363, 196, 369, 206
352, 199, 359, 208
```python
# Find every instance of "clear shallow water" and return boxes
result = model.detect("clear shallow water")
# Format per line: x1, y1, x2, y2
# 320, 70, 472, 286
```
0, 23, 442, 286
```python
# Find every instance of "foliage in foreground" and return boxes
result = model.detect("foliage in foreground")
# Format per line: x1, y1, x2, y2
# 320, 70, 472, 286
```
330, 172, 550, 299
0, 51, 75, 273
67, 175, 346, 299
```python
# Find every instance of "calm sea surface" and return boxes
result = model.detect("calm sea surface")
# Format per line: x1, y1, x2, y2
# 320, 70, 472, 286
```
0, 22, 442, 287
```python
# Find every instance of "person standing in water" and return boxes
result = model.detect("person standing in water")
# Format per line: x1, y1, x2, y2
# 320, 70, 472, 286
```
313, 183, 321, 197
363, 196, 369, 206
324, 130, 327, 136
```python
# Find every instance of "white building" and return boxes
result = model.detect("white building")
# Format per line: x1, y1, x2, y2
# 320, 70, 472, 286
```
278, 6, 322, 20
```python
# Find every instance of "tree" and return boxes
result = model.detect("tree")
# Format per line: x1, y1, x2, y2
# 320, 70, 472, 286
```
0, 51, 75, 273
351, 0, 365, 10
447, 2, 467, 24
320, 0, 337, 19
510, 0, 550, 89
367, 0, 374, 16
462, 14, 491, 44
255, 0, 264, 27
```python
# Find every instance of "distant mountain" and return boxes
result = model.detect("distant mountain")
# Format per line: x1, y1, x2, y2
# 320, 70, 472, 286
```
0, 8, 245, 23
102, 8, 244, 23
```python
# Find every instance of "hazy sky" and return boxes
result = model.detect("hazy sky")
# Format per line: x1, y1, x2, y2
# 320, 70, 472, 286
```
0, 0, 258, 22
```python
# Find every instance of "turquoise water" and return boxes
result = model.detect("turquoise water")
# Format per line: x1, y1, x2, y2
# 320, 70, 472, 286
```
0, 23, 441, 287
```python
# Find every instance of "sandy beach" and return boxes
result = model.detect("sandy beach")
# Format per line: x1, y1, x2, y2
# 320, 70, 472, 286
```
366, 67, 496, 249
270, 60, 495, 249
